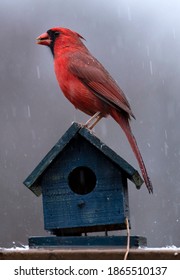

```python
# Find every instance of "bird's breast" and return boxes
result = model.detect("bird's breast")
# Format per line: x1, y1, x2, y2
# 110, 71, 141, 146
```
54, 58, 109, 116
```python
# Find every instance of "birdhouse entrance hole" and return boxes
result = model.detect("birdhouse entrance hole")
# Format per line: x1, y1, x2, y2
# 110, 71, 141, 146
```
68, 166, 96, 195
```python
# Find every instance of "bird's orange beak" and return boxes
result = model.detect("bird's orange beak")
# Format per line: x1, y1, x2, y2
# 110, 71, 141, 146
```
36, 32, 51, 46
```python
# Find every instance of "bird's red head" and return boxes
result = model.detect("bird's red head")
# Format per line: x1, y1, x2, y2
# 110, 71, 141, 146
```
36, 27, 85, 56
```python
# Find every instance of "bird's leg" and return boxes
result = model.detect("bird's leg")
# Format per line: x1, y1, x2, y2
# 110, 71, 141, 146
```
84, 111, 102, 129
88, 114, 103, 130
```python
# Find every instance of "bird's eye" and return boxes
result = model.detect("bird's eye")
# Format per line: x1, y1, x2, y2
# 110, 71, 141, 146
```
54, 31, 60, 37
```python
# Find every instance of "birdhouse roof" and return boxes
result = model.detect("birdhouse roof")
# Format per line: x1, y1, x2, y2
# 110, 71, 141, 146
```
23, 122, 143, 196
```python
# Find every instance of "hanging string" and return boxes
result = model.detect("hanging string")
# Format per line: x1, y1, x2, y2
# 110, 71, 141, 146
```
124, 217, 130, 260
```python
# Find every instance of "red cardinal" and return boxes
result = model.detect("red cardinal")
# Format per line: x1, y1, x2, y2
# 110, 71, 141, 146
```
36, 27, 153, 193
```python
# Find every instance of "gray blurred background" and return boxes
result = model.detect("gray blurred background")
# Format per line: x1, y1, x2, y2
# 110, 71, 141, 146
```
0, 0, 179, 248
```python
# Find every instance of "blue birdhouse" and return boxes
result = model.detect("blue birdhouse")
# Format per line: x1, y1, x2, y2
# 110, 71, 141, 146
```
24, 122, 147, 247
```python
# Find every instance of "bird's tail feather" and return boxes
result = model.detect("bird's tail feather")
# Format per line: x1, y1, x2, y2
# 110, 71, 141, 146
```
111, 109, 153, 193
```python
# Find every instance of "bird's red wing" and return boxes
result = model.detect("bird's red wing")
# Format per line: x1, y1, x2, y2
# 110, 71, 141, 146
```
69, 52, 135, 118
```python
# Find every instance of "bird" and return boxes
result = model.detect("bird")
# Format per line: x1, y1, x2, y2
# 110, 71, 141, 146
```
36, 27, 153, 193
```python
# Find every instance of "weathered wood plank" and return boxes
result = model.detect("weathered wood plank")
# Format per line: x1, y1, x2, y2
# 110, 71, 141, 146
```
28, 236, 147, 247
0, 248, 179, 260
